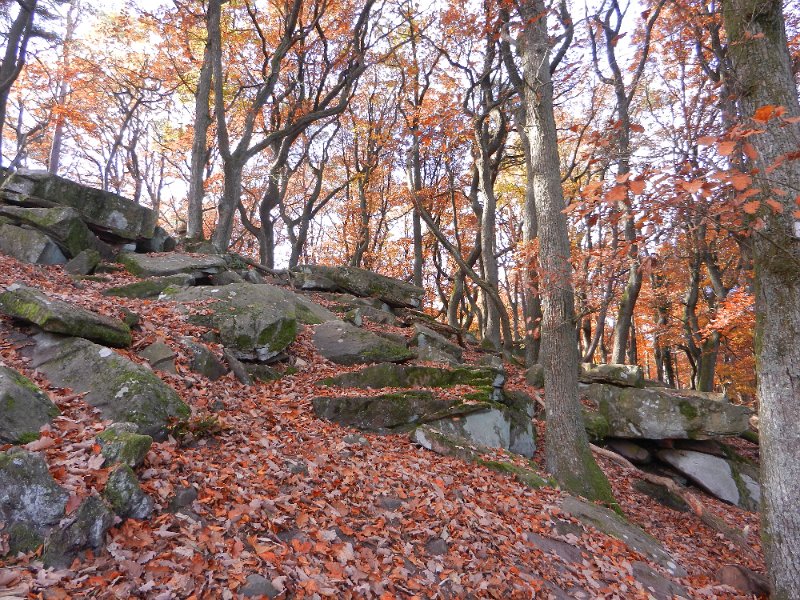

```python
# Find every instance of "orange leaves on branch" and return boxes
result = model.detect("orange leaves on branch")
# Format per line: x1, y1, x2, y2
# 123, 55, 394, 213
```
628, 179, 646, 195
717, 140, 737, 156
606, 185, 627, 202
742, 201, 761, 215
753, 104, 785, 123
679, 180, 703, 194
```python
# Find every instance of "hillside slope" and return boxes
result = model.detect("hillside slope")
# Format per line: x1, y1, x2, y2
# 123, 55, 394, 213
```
0, 254, 765, 599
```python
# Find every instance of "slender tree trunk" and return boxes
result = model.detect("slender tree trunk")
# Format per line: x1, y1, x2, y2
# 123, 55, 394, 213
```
187, 34, 214, 240
518, 0, 614, 503
722, 1, 800, 596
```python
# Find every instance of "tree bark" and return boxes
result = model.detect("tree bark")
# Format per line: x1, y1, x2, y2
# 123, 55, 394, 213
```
722, 1, 800, 596
187, 23, 214, 240
517, 0, 614, 503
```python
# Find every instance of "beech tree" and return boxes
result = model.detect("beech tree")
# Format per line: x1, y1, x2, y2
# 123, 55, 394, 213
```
721, 0, 800, 595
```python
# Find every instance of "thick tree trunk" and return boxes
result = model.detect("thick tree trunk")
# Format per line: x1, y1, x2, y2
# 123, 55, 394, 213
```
187, 36, 214, 240
722, 1, 800, 596
518, 0, 614, 503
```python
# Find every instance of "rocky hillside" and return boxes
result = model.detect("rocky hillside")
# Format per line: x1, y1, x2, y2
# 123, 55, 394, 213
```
0, 172, 766, 598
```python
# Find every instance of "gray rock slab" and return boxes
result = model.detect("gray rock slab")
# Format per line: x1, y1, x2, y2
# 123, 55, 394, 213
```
0, 284, 132, 347
119, 252, 227, 277
292, 264, 424, 308
0, 365, 60, 444
0, 223, 66, 264
313, 320, 413, 365
0, 205, 97, 258
30, 335, 190, 439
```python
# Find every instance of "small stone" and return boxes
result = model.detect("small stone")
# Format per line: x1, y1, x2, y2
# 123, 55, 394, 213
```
240, 574, 279, 598
377, 496, 405, 510
102, 464, 154, 519
168, 486, 199, 512
425, 537, 448, 556
64, 249, 101, 275
97, 423, 152, 468
137, 339, 177, 374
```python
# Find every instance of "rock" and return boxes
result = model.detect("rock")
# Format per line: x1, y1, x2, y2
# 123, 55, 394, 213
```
319, 363, 499, 390
292, 264, 424, 308
411, 324, 463, 363
0, 365, 60, 444
181, 339, 228, 380
312, 320, 413, 365
1, 169, 156, 241
631, 561, 689, 600
137, 339, 177, 374
318, 291, 391, 312
168, 486, 198, 512
343, 305, 396, 326
657, 449, 760, 510
120, 307, 140, 327
0, 449, 68, 555
118, 252, 227, 278
607, 439, 651, 464
425, 537, 448, 556
164, 283, 333, 362
102, 464, 154, 519
0, 205, 97, 258
242, 269, 265, 284
527, 363, 644, 389
714, 564, 769, 596
104, 273, 196, 298
223, 349, 253, 385
558, 496, 686, 577
244, 362, 281, 382
136, 226, 176, 253
30, 335, 190, 439
581, 363, 644, 387
42, 495, 114, 568
426, 404, 535, 458
581, 382, 752, 440
240, 574, 279, 598
208, 270, 245, 286
0, 284, 132, 347
0, 223, 66, 264
632, 480, 689, 512
525, 364, 544, 388
312, 391, 489, 432
183, 239, 220, 254
64, 248, 101, 275
97, 423, 153, 468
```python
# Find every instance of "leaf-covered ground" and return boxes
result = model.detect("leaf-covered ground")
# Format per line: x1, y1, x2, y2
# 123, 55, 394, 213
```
0, 256, 765, 599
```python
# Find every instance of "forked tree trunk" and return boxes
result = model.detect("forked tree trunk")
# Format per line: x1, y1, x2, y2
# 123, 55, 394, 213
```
517, 0, 614, 503
722, 0, 800, 596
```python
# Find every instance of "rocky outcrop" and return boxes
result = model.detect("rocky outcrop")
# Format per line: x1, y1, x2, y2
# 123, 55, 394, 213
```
582, 382, 751, 440
1, 169, 156, 242
0, 205, 97, 258
0, 284, 132, 347
657, 449, 760, 511
0, 365, 60, 444
411, 323, 463, 363
0, 449, 69, 555
0, 222, 67, 264
118, 252, 228, 278
557, 496, 686, 577
526, 362, 643, 388
291, 264, 424, 308
103, 274, 196, 298
29, 335, 189, 439
164, 283, 331, 362
319, 363, 498, 390
312, 391, 489, 431
312, 320, 413, 365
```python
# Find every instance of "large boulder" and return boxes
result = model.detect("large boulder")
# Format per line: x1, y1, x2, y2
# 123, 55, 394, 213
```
411, 324, 463, 364
581, 382, 751, 440
1, 169, 156, 241
0, 365, 60, 444
0, 449, 68, 555
164, 283, 334, 362
319, 363, 498, 390
29, 335, 190, 439
312, 320, 413, 365
0, 284, 132, 347
312, 391, 489, 431
527, 362, 644, 389
103, 273, 196, 299
0, 205, 96, 258
0, 223, 66, 264
292, 264, 424, 308
118, 252, 227, 278
425, 404, 535, 458
657, 449, 760, 511
557, 496, 686, 577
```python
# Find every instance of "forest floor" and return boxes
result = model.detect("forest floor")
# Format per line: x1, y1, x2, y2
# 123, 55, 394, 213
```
0, 255, 765, 599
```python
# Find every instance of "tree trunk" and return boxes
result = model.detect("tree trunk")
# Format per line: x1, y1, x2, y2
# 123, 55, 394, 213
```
517, 0, 614, 503
722, 1, 800, 596
187, 31, 214, 240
